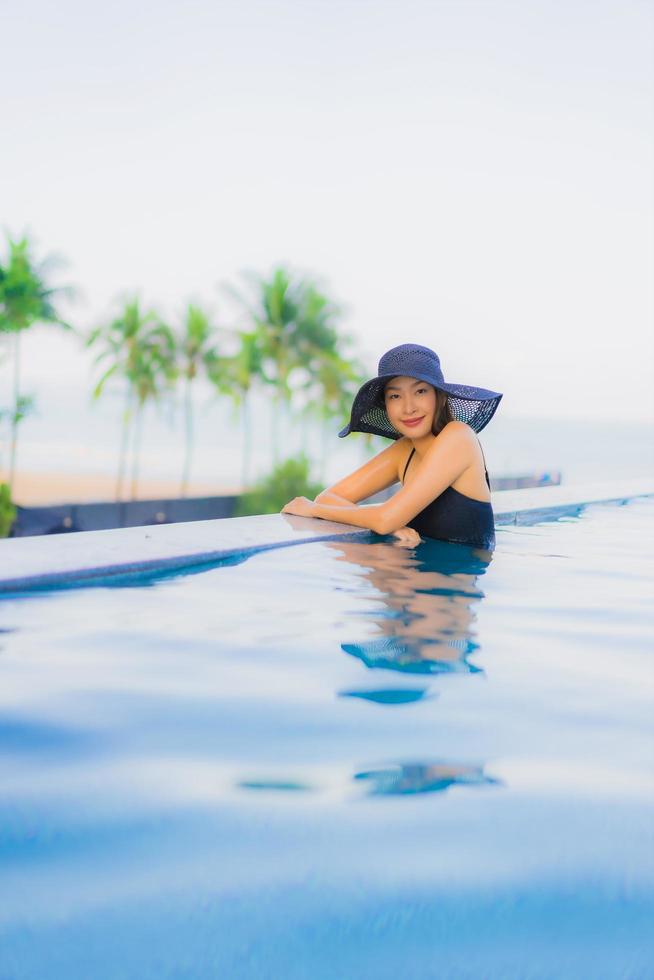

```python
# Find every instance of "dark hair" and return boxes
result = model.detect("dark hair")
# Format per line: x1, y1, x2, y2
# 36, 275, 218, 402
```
431, 387, 453, 436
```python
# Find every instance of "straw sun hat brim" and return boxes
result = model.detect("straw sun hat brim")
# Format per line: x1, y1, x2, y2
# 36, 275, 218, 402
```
338, 375, 503, 439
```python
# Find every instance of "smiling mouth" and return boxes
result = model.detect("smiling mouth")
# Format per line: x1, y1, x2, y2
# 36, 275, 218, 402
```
402, 416, 425, 425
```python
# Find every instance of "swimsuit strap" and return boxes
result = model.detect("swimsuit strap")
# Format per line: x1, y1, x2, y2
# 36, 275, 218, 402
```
477, 438, 491, 491
401, 446, 416, 483
403, 440, 490, 490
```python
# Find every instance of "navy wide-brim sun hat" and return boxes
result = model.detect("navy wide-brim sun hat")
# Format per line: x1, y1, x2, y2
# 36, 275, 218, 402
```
339, 344, 503, 439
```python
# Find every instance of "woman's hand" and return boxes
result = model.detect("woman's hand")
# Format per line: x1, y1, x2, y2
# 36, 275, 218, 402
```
281, 496, 316, 518
390, 525, 422, 547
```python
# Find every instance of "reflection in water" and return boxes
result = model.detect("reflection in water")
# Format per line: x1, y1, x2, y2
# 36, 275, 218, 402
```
339, 688, 433, 705
326, 537, 492, 678
237, 779, 312, 793
354, 761, 500, 797
342, 636, 481, 674
0, 626, 15, 655
235, 762, 499, 798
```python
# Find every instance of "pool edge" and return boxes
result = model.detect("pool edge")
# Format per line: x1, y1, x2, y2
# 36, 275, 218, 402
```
1, 481, 652, 593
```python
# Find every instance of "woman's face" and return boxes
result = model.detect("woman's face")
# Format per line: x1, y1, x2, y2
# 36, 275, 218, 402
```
383, 376, 437, 436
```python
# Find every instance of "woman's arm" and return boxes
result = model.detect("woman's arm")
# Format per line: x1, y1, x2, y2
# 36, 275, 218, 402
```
287, 490, 419, 544
314, 440, 402, 504
283, 496, 420, 543
310, 499, 386, 533
373, 422, 475, 533
314, 490, 355, 506
281, 493, 386, 532
280, 442, 402, 531
282, 422, 475, 534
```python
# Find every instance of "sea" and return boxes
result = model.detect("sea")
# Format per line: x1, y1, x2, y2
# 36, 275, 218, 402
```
4, 377, 654, 492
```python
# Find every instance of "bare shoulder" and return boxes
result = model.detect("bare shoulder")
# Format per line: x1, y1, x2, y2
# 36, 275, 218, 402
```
372, 436, 411, 481
432, 420, 476, 446
373, 436, 409, 464
442, 419, 475, 435
323, 435, 408, 503
393, 435, 413, 473
423, 421, 477, 467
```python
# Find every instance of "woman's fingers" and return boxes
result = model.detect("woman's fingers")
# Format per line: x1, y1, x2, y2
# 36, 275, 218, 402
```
281, 497, 313, 517
391, 526, 421, 547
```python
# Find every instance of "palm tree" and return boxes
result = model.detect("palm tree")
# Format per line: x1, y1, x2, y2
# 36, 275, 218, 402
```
129, 324, 177, 499
228, 267, 309, 464
0, 234, 71, 492
177, 303, 221, 497
207, 328, 265, 490
228, 266, 345, 467
301, 348, 366, 482
88, 297, 176, 500
290, 281, 342, 449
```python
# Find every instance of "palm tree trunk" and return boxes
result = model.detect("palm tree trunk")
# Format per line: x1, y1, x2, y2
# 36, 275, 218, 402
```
116, 386, 132, 501
7, 331, 21, 495
271, 392, 280, 467
299, 402, 309, 455
180, 373, 193, 497
277, 395, 292, 464
240, 390, 252, 490
319, 416, 328, 483
130, 402, 144, 500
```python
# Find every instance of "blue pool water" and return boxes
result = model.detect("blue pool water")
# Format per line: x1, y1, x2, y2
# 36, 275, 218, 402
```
1, 498, 653, 979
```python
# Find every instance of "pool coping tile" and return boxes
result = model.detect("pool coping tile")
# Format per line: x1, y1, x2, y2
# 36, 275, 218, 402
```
1, 480, 652, 592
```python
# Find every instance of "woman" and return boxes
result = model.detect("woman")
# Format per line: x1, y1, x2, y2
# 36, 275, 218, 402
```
281, 343, 502, 549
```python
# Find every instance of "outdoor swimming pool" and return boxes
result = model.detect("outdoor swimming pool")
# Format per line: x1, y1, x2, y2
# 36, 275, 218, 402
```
1, 497, 653, 979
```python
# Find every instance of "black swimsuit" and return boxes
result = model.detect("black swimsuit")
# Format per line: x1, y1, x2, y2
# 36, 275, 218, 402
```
401, 445, 496, 550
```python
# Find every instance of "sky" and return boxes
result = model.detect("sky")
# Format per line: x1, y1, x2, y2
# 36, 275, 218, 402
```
1, 0, 653, 452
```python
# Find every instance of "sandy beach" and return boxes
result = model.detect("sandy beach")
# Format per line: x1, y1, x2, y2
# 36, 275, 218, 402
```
1, 470, 244, 506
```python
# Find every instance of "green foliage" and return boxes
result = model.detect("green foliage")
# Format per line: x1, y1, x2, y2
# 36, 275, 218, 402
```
228, 265, 343, 395
0, 235, 71, 334
178, 303, 220, 381
176, 303, 222, 495
87, 296, 178, 499
234, 453, 323, 517
226, 264, 362, 472
9, 394, 36, 427
0, 233, 71, 493
88, 297, 176, 406
0, 483, 16, 538
301, 347, 366, 427
210, 329, 265, 403
0, 234, 367, 503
